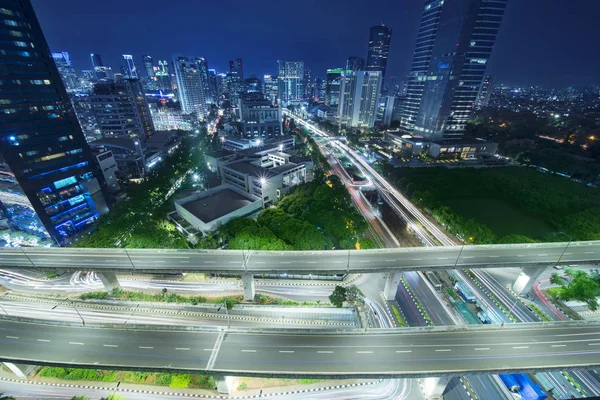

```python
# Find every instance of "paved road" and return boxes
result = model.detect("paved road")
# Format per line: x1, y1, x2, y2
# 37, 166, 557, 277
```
1, 320, 600, 378
0, 241, 598, 273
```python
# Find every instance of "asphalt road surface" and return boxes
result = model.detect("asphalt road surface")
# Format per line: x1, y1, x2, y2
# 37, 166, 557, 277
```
1, 320, 600, 378
0, 241, 598, 273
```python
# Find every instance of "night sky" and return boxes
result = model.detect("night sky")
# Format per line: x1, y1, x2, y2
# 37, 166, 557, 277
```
31, 0, 600, 86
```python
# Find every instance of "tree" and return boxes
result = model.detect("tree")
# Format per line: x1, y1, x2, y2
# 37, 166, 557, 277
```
0, 394, 16, 400
551, 269, 600, 311
71, 397, 90, 400
345, 285, 364, 306
549, 272, 566, 286
329, 285, 347, 308
224, 298, 236, 311
358, 238, 377, 249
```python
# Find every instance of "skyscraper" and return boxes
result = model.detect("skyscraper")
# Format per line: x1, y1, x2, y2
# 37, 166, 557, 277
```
172, 54, 212, 119
52, 52, 78, 91
0, 0, 110, 246
244, 77, 262, 93
123, 55, 138, 80
90, 53, 108, 81
263, 74, 278, 105
227, 58, 244, 105
366, 24, 392, 90
338, 71, 382, 128
208, 69, 219, 102
90, 80, 155, 139
142, 55, 154, 78
155, 60, 172, 92
400, 0, 508, 140
346, 56, 365, 72
277, 60, 304, 104
325, 68, 343, 107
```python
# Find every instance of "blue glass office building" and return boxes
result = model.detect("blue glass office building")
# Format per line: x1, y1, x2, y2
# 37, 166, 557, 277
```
0, 0, 110, 246
400, 0, 508, 140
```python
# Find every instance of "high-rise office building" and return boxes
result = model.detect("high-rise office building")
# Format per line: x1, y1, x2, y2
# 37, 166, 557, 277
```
208, 69, 219, 102
245, 77, 262, 93
90, 80, 155, 140
142, 55, 154, 78
226, 58, 244, 105
263, 74, 278, 105
338, 71, 382, 128
123, 55, 138, 80
277, 60, 304, 104
304, 68, 312, 99
400, 0, 508, 140
52, 52, 78, 91
91, 53, 108, 81
172, 54, 212, 119
155, 60, 172, 92
325, 68, 343, 107
366, 24, 392, 90
475, 75, 494, 109
239, 95, 282, 139
0, 0, 110, 246
346, 56, 365, 72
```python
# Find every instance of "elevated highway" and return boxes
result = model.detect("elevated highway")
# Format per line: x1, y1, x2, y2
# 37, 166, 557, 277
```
0, 241, 597, 273
0, 318, 599, 379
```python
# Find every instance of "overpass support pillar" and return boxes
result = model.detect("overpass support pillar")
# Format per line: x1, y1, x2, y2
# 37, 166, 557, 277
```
214, 375, 233, 394
421, 377, 451, 399
512, 266, 546, 295
383, 272, 401, 300
98, 272, 120, 292
242, 273, 255, 301
3, 362, 39, 379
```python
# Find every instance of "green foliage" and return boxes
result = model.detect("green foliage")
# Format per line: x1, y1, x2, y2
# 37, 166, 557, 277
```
219, 218, 292, 251
169, 374, 191, 388
383, 166, 600, 242
550, 273, 566, 286
258, 208, 331, 250
0, 394, 16, 400
102, 395, 126, 400
46, 272, 60, 279
358, 237, 377, 249
557, 269, 600, 311
79, 291, 109, 300
237, 381, 248, 391
345, 285, 364, 305
298, 379, 324, 384
71, 397, 90, 400
329, 285, 347, 308
497, 234, 538, 244
74, 135, 206, 249
391, 305, 406, 327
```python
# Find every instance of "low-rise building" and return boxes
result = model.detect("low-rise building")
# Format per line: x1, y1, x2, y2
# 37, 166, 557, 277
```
428, 139, 498, 159
239, 95, 282, 139
174, 184, 261, 234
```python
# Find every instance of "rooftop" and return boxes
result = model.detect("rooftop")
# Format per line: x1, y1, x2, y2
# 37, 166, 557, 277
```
225, 161, 276, 179
180, 188, 254, 223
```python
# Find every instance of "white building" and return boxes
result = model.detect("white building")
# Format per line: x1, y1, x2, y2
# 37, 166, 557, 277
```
338, 70, 382, 128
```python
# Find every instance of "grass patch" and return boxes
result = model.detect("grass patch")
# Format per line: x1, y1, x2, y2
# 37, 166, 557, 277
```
445, 287, 459, 301
46, 272, 60, 279
78, 288, 241, 306
254, 293, 326, 306
38, 367, 214, 389
528, 303, 552, 322
298, 379, 324, 384
391, 305, 407, 327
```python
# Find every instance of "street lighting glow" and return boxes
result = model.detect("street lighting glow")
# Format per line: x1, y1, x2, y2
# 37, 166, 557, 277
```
260, 177, 266, 185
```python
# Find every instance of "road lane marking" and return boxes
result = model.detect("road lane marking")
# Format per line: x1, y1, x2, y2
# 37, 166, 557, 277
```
551, 345, 566, 348
589, 343, 600, 346
175, 348, 190, 351
254, 262, 266, 264
203, 349, 213, 351
586, 252, 595, 254
155, 261, 166, 263
103, 344, 118, 348
279, 350, 295, 353
204, 261, 215, 264
359, 261, 371, 263
489, 256, 499, 258
513, 346, 529, 349
306, 261, 317, 264
37, 339, 50, 342
537, 254, 548, 257
241, 350, 257, 352
139, 346, 154, 349
6, 336, 19, 339
412, 258, 423, 261
437, 258, 449, 260
229, 262, 239, 264
317, 351, 333, 354
385, 260, 396, 262
516, 255, 525, 257
280, 262, 291, 264
356, 351, 373, 354
179, 261, 190, 263
396, 350, 412, 353
435, 349, 451, 352
474, 348, 490, 351
333, 261, 344, 264
69, 342, 84, 345
463, 256, 474, 259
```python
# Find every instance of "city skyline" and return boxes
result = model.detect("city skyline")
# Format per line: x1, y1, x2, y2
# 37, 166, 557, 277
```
31, 0, 600, 86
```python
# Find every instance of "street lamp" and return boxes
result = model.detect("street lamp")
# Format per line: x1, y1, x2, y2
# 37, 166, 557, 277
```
0, 304, 8, 316
555, 232, 573, 267
52, 298, 85, 326
217, 301, 230, 328
501, 298, 520, 327
124, 304, 140, 325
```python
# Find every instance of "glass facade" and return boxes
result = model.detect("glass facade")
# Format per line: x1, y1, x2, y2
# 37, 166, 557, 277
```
277, 60, 304, 104
400, 0, 508, 140
366, 24, 392, 91
0, 0, 110, 246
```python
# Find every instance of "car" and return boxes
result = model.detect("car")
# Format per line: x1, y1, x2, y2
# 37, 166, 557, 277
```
553, 265, 564, 270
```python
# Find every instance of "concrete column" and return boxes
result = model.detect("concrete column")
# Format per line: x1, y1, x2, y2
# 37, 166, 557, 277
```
214, 375, 233, 394
3, 362, 39, 379
383, 272, 401, 300
422, 377, 451, 399
98, 272, 120, 291
512, 266, 546, 295
241, 272, 255, 301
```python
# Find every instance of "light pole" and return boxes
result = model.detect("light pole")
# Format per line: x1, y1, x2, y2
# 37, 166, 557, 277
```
555, 232, 573, 267
260, 177, 267, 209
454, 245, 465, 267
124, 304, 140, 325
241, 239, 249, 272
501, 298, 519, 327
0, 304, 8, 316
19, 247, 35, 267
52, 298, 85, 326
346, 250, 351, 274
217, 301, 230, 328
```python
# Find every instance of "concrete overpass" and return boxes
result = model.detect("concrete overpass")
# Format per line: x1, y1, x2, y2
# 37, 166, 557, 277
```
1, 318, 599, 394
0, 241, 597, 298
